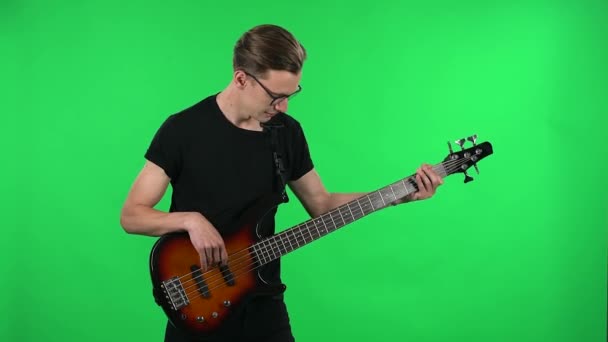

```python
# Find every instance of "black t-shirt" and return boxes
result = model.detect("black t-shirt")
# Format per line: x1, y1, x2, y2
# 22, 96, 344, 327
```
145, 94, 313, 282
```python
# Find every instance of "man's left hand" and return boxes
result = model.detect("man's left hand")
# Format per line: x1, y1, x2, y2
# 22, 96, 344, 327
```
393, 163, 444, 205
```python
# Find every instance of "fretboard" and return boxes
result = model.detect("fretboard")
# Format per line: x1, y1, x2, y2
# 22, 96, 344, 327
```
250, 163, 448, 266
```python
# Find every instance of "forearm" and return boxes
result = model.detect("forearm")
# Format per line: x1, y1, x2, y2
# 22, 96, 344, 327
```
311, 192, 368, 217
120, 204, 201, 237
321, 190, 417, 215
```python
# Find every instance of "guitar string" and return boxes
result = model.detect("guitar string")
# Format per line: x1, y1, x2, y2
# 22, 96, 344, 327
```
170, 156, 473, 299
169, 156, 476, 300
175, 164, 441, 295
179, 199, 378, 297
180, 156, 454, 302
173, 156, 472, 297
174, 181, 407, 290
180, 196, 382, 295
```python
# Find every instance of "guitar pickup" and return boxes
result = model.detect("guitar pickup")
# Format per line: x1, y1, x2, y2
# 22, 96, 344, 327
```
190, 265, 210, 298
220, 265, 235, 286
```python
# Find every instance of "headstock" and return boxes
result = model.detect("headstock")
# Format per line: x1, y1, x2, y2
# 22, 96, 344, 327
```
443, 134, 493, 183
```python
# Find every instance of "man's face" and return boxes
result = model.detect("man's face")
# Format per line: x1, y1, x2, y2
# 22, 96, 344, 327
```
243, 69, 302, 122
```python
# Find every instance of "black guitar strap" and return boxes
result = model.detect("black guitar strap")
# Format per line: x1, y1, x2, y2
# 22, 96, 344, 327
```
261, 119, 290, 204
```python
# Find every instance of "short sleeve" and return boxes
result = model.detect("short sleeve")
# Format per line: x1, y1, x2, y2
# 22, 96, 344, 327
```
288, 121, 314, 181
144, 115, 182, 180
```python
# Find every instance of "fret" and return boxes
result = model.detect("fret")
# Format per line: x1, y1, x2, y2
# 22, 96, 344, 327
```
357, 200, 365, 217
346, 202, 356, 221
277, 233, 288, 255
294, 227, 304, 245
335, 211, 344, 227
306, 222, 315, 242
396, 180, 406, 196
285, 232, 294, 253
302, 226, 310, 245
312, 217, 322, 238
327, 212, 337, 231
252, 245, 262, 265
389, 184, 397, 202
378, 190, 386, 206
366, 195, 374, 212
293, 225, 306, 248
264, 239, 274, 261
319, 216, 329, 234
267, 237, 277, 261
293, 228, 302, 248
338, 207, 348, 226
259, 240, 269, 264
402, 178, 416, 194
284, 230, 293, 253
273, 236, 282, 259
274, 235, 282, 255
298, 224, 312, 244
337, 208, 347, 226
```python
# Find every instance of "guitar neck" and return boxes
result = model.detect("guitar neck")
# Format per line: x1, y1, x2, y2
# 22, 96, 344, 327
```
250, 163, 448, 266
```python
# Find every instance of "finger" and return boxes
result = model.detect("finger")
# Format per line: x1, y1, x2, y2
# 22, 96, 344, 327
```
218, 239, 228, 265
205, 247, 215, 270
210, 247, 219, 266
416, 173, 426, 193
424, 165, 443, 187
213, 234, 228, 265
212, 245, 221, 267
420, 166, 436, 191
423, 165, 438, 189
414, 168, 424, 191
418, 170, 431, 193
200, 251, 208, 272
221, 246, 229, 266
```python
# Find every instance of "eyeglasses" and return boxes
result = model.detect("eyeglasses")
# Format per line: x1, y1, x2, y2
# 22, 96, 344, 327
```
243, 71, 302, 106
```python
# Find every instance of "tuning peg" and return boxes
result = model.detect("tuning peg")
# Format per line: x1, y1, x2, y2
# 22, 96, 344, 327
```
467, 135, 480, 174
467, 134, 478, 146
464, 170, 474, 183
455, 138, 466, 150
447, 141, 454, 154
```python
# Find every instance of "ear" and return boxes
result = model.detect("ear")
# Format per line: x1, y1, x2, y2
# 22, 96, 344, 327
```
233, 70, 248, 89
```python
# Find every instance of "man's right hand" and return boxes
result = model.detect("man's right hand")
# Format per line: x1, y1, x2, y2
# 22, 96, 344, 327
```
184, 212, 228, 272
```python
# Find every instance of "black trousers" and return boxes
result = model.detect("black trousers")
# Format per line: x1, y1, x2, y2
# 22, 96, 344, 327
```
164, 295, 295, 342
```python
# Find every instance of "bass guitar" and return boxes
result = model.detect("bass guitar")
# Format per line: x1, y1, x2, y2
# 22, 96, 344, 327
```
149, 135, 493, 337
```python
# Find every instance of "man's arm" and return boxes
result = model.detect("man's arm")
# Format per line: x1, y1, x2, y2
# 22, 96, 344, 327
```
288, 164, 443, 218
120, 160, 228, 271
120, 160, 195, 236
288, 168, 368, 218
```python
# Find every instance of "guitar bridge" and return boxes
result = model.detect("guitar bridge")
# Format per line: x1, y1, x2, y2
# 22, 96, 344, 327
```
162, 277, 190, 310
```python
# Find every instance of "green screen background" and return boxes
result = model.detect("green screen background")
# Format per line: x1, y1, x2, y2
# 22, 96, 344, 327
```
2, 1, 606, 341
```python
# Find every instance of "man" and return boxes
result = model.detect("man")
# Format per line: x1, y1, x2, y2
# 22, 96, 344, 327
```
120, 24, 443, 342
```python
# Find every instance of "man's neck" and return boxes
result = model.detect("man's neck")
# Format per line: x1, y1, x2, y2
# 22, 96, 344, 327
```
216, 86, 262, 131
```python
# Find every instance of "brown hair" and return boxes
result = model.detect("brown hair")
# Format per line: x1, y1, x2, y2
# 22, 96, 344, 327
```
233, 24, 307, 76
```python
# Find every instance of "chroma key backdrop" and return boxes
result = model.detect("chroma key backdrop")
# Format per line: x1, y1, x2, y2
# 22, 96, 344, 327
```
2, 1, 606, 341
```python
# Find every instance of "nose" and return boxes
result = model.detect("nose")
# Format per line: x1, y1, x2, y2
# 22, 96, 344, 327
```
274, 98, 288, 113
